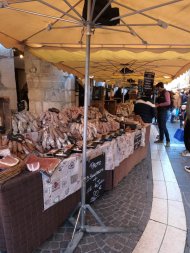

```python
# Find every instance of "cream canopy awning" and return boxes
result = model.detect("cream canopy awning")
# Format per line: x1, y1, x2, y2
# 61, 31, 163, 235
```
1, 0, 190, 84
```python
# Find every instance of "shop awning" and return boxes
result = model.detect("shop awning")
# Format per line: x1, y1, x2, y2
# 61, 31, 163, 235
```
1, 0, 190, 83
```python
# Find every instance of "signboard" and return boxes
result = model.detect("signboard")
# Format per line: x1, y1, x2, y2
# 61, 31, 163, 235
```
134, 132, 142, 150
86, 154, 105, 204
143, 71, 155, 92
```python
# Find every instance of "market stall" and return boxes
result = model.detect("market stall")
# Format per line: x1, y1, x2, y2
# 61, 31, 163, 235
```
0, 104, 150, 253
1, 1, 190, 252
0, 126, 150, 253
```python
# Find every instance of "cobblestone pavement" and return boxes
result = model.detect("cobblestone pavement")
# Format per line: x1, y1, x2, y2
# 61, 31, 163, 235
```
33, 149, 153, 253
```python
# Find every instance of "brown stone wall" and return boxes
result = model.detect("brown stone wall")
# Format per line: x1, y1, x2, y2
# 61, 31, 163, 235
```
24, 50, 76, 115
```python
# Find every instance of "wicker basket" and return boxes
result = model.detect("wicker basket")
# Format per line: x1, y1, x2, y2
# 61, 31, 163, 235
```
0, 160, 25, 185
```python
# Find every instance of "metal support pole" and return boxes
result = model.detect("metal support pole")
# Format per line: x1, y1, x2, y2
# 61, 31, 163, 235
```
122, 86, 125, 103
81, 0, 91, 231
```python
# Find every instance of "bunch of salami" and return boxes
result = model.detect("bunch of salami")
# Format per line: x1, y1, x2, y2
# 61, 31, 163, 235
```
12, 111, 39, 134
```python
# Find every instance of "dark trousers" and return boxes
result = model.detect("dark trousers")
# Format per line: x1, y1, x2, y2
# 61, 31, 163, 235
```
170, 114, 175, 123
157, 110, 170, 142
184, 118, 190, 151
180, 119, 184, 128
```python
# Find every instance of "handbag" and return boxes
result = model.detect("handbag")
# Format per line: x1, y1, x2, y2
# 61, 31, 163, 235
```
174, 128, 184, 142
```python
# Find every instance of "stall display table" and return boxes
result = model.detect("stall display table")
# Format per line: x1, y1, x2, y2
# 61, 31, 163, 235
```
105, 125, 150, 190
0, 171, 80, 253
0, 125, 150, 253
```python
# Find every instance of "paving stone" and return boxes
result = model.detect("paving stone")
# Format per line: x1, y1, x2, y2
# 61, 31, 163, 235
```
102, 245, 117, 253
62, 231, 72, 241
37, 241, 50, 250
87, 237, 96, 243
57, 227, 66, 233
53, 233, 63, 241
73, 248, 81, 253
83, 242, 99, 251
89, 250, 102, 253
59, 241, 68, 249
49, 241, 59, 250
113, 241, 123, 251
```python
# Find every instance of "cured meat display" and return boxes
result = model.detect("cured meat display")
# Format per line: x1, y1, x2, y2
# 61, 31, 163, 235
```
0, 153, 25, 184
37, 110, 72, 151
2, 105, 145, 162
70, 121, 98, 141
61, 106, 101, 120
12, 111, 39, 134
116, 102, 134, 117
87, 107, 102, 119
92, 118, 120, 135
26, 154, 61, 176
26, 161, 40, 172
39, 109, 69, 129
37, 106, 120, 150
0, 158, 25, 184
105, 109, 145, 130
0, 155, 19, 168
0, 102, 148, 186
5, 135, 43, 160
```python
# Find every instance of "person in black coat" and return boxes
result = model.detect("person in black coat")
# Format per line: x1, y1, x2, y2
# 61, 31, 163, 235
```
134, 94, 156, 123
114, 87, 122, 103
155, 82, 171, 147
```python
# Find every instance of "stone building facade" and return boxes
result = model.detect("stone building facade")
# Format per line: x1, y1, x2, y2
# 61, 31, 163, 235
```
0, 46, 77, 114
0, 44, 17, 110
24, 50, 76, 115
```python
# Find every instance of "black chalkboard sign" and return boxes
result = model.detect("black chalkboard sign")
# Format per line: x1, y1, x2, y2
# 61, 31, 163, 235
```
86, 154, 105, 204
143, 71, 155, 92
134, 132, 142, 150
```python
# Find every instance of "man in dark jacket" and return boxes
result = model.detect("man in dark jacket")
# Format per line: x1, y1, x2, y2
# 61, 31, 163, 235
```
155, 82, 171, 147
134, 94, 156, 123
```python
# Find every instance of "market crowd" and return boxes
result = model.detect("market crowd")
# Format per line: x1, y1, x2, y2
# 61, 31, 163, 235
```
134, 83, 190, 173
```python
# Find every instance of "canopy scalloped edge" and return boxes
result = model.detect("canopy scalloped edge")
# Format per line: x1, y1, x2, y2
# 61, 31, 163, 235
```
28, 47, 190, 83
